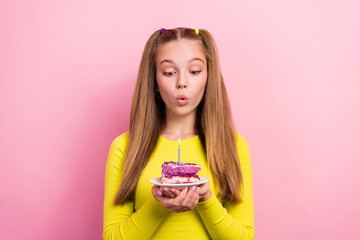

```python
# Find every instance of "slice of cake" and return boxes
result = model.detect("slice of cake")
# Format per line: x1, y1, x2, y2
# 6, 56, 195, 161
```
161, 161, 201, 184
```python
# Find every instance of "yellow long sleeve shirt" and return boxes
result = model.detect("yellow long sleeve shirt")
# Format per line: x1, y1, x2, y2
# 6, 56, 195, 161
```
103, 132, 255, 240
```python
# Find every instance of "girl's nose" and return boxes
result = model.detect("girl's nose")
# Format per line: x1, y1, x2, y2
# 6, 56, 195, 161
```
177, 74, 188, 89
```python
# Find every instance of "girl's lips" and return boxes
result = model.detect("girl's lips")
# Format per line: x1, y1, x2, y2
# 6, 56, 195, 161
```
176, 95, 189, 104
177, 98, 189, 104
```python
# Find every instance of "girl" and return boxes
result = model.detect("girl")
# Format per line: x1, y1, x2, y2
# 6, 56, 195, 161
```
103, 27, 254, 240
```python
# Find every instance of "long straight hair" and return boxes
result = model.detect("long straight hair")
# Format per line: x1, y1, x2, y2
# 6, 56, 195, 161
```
114, 27, 243, 205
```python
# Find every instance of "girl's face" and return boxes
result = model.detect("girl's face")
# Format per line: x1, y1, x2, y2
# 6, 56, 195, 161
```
155, 39, 207, 118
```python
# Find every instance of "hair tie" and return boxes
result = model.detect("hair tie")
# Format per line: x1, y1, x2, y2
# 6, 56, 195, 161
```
161, 28, 166, 34
194, 28, 199, 35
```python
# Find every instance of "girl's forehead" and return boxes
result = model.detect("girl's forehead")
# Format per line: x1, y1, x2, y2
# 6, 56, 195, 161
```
156, 40, 206, 65
157, 39, 203, 53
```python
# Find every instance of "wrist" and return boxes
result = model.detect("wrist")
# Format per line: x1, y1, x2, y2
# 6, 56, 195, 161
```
199, 191, 212, 202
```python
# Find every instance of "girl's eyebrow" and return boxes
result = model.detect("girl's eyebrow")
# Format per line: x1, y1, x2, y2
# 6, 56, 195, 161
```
159, 57, 204, 65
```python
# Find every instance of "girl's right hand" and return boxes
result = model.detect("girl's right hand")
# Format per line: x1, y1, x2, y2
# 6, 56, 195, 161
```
151, 185, 200, 213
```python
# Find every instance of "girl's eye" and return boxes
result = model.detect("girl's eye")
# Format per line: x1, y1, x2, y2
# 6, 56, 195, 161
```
163, 71, 201, 76
163, 72, 175, 76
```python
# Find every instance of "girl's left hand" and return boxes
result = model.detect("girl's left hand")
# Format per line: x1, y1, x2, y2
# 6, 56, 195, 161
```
197, 181, 211, 202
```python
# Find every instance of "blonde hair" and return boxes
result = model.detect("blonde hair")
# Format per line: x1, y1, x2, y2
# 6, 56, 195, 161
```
114, 27, 243, 205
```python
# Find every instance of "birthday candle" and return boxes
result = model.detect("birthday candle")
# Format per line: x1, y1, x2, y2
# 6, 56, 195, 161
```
178, 138, 181, 164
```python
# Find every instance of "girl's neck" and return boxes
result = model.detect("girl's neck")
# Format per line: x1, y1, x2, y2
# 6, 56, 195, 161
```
161, 110, 197, 141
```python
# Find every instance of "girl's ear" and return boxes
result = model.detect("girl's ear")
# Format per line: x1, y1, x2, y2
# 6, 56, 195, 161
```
155, 82, 160, 92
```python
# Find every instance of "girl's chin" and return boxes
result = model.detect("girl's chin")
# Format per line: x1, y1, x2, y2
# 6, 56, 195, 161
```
167, 107, 197, 117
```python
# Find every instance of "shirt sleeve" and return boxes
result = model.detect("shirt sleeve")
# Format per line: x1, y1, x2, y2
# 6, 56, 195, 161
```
102, 133, 169, 240
195, 133, 255, 240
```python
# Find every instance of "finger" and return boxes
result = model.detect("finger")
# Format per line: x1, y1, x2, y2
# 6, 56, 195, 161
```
152, 185, 160, 192
159, 189, 184, 208
181, 186, 199, 208
160, 187, 195, 211
198, 182, 210, 196
159, 188, 170, 197
151, 185, 161, 196
173, 187, 188, 206
169, 188, 181, 196
189, 186, 200, 205
162, 188, 176, 198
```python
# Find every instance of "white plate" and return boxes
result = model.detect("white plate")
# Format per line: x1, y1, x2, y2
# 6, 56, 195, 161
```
149, 176, 208, 187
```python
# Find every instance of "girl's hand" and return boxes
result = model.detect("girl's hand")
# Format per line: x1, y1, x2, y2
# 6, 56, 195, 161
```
152, 185, 200, 213
157, 182, 211, 202
158, 187, 181, 198
197, 181, 212, 202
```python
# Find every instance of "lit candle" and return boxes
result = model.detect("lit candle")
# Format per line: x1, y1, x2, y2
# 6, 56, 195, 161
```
178, 137, 181, 165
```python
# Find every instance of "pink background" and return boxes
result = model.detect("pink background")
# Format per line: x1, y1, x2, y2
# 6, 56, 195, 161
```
1, 0, 359, 239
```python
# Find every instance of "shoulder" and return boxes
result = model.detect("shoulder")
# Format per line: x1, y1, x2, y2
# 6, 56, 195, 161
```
234, 132, 250, 152
109, 132, 130, 154
111, 132, 130, 145
105, 133, 130, 176
234, 132, 252, 168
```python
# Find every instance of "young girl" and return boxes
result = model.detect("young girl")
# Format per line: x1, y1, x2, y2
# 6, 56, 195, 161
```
103, 27, 254, 240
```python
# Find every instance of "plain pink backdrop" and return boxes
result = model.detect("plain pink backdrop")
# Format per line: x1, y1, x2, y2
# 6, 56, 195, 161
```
1, 0, 359, 239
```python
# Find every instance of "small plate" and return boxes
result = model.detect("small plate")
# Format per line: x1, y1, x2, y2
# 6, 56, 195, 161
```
149, 176, 208, 187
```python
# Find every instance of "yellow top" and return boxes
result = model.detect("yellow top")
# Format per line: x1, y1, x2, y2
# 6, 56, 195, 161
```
103, 132, 255, 240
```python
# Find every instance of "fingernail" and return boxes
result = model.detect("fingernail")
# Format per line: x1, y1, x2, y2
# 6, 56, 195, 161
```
196, 187, 200, 193
157, 190, 162, 196
170, 189, 175, 193
185, 187, 188, 193
192, 186, 196, 191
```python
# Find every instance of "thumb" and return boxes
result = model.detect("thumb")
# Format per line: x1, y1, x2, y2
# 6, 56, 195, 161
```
176, 187, 188, 200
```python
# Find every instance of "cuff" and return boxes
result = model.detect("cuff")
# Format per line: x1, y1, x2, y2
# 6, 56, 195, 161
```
147, 194, 168, 211
197, 192, 219, 209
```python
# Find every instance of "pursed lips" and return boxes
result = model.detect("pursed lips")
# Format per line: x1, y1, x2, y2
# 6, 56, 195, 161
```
176, 95, 189, 104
